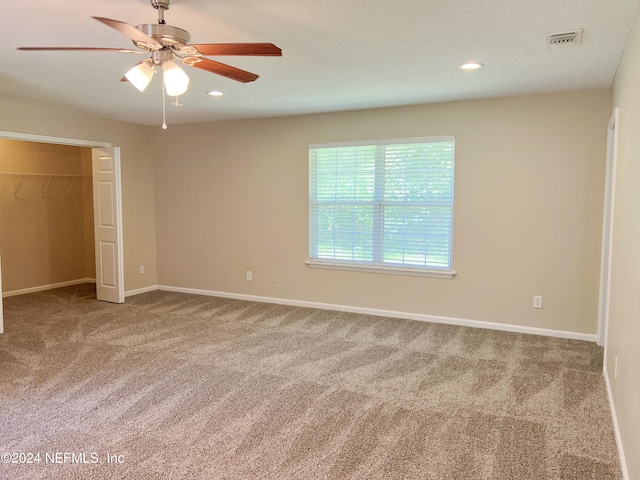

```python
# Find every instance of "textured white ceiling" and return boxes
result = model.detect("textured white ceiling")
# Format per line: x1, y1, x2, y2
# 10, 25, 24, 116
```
1, 0, 639, 126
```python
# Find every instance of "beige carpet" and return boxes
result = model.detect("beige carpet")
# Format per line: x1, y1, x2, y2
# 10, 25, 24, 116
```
0, 284, 621, 479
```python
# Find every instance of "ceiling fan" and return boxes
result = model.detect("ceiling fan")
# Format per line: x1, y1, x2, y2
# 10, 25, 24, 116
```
18, 0, 282, 94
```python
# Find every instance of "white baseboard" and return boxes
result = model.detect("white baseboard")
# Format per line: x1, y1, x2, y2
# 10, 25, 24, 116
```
2, 278, 96, 298
125, 285, 159, 297
604, 367, 629, 480
156, 285, 597, 342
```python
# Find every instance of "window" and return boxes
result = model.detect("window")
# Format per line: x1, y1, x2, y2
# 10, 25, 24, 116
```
308, 137, 456, 278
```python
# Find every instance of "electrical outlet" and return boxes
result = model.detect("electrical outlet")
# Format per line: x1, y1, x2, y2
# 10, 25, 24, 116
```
139, 265, 145, 274
533, 295, 543, 309
246, 271, 252, 281
271, 272, 278, 283
614, 356, 618, 379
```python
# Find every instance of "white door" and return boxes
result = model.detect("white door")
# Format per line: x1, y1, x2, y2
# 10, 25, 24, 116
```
92, 147, 124, 303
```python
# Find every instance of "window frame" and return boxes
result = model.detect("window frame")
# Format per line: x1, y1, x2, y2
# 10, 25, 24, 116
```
307, 136, 457, 279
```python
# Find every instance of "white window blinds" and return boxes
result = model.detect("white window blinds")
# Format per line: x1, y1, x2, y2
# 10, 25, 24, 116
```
309, 137, 455, 273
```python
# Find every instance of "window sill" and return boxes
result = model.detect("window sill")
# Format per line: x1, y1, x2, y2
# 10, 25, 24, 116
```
305, 260, 457, 279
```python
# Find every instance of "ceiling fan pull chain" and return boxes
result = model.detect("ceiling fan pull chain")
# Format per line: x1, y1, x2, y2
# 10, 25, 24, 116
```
162, 83, 168, 129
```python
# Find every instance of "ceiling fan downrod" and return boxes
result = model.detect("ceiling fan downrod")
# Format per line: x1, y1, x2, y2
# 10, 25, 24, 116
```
151, 0, 171, 25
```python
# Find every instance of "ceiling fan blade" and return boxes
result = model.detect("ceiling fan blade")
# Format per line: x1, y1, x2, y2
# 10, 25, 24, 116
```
190, 43, 282, 57
188, 58, 259, 83
17, 47, 138, 53
92, 16, 161, 48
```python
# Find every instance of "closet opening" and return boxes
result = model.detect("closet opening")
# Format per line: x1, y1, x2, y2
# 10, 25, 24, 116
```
0, 139, 96, 299
0, 132, 124, 335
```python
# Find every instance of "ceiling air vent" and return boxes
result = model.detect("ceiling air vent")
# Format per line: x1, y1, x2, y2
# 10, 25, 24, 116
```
546, 29, 583, 47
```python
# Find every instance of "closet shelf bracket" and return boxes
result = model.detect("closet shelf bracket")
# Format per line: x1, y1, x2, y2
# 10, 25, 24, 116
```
64, 177, 77, 198
13, 175, 25, 198
41, 176, 52, 198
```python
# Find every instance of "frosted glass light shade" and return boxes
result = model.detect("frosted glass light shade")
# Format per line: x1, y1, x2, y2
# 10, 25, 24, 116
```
163, 61, 189, 96
125, 62, 154, 92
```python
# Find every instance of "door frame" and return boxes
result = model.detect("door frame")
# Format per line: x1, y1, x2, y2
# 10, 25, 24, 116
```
0, 130, 123, 334
597, 108, 619, 349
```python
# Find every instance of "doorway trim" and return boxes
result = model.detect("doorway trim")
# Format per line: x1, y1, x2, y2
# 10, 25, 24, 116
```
0, 131, 111, 148
597, 108, 619, 349
0, 130, 122, 334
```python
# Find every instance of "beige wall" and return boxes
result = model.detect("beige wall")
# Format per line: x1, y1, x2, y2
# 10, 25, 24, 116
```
153, 90, 610, 335
0, 96, 157, 293
609, 9, 640, 479
0, 139, 93, 291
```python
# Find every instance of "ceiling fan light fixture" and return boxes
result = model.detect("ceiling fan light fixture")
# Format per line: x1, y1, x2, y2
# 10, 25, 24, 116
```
125, 61, 155, 92
163, 60, 189, 96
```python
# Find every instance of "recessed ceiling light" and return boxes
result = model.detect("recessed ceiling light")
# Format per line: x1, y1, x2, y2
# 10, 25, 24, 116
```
459, 63, 483, 70
207, 91, 224, 96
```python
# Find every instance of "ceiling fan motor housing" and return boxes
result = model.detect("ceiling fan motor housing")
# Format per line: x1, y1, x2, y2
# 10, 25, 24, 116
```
136, 23, 191, 48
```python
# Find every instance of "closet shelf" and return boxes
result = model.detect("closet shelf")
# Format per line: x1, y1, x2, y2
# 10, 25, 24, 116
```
0, 172, 91, 198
